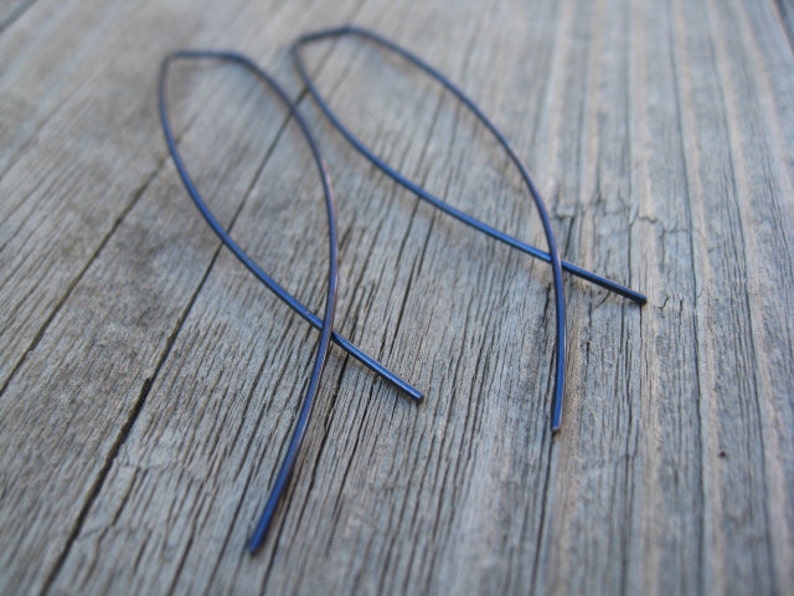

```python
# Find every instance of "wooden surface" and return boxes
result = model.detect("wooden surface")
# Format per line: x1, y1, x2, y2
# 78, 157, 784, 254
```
1, 0, 793, 593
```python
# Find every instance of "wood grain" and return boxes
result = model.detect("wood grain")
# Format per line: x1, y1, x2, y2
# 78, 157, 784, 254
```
1, 0, 792, 593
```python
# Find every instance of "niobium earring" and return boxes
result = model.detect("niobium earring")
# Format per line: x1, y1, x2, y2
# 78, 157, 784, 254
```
293, 25, 646, 431
160, 50, 354, 553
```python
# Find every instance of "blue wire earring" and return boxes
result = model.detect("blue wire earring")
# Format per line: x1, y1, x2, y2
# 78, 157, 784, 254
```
160, 50, 346, 553
292, 25, 647, 431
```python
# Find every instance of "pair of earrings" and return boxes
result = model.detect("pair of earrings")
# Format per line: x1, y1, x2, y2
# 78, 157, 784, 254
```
158, 25, 646, 554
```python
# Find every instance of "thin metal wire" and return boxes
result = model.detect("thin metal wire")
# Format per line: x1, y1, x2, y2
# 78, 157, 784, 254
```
293, 26, 647, 307
159, 50, 373, 553
294, 26, 575, 431
159, 51, 422, 402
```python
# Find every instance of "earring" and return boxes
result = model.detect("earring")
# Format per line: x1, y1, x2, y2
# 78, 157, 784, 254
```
160, 50, 384, 553
293, 25, 647, 431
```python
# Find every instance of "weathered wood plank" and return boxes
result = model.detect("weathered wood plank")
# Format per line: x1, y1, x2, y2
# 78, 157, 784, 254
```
0, 0, 370, 590
0, 0, 36, 35
671, 0, 788, 591
709, 0, 794, 588
0, 0, 251, 392
772, 0, 794, 51
531, 0, 646, 593
625, 1, 705, 593
0, 0, 792, 593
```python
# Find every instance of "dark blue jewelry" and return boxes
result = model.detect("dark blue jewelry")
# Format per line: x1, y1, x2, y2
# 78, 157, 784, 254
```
159, 50, 397, 553
293, 25, 646, 430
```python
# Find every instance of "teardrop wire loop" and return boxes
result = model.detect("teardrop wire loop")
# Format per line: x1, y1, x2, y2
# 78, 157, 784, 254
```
159, 49, 378, 554
159, 50, 422, 403
293, 27, 571, 430
293, 26, 647, 307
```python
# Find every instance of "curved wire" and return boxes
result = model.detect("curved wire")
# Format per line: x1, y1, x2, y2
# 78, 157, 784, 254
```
159, 51, 422, 403
159, 50, 354, 553
294, 26, 574, 430
293, 26, 646, 306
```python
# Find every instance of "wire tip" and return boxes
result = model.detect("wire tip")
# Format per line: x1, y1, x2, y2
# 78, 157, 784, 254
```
248, 524, 268, 554
551, 409, 562, 433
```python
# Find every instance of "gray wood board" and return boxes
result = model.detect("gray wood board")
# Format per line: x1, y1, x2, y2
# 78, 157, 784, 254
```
1, 0, 792, 593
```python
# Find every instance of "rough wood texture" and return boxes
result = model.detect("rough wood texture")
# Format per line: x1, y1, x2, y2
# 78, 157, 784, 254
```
1, 0, 792, 593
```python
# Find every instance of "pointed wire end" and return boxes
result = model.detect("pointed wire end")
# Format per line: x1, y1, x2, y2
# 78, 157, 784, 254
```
550, 385, 564, 434
383, 372, 424, 401
247, 517, 271, 555
409, 388, 425, 402
550, 405, 562, 434
614, 284, 647, 306
561, 261, 647, 306
247, 499, 278, 555
248, 537, 262, 555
